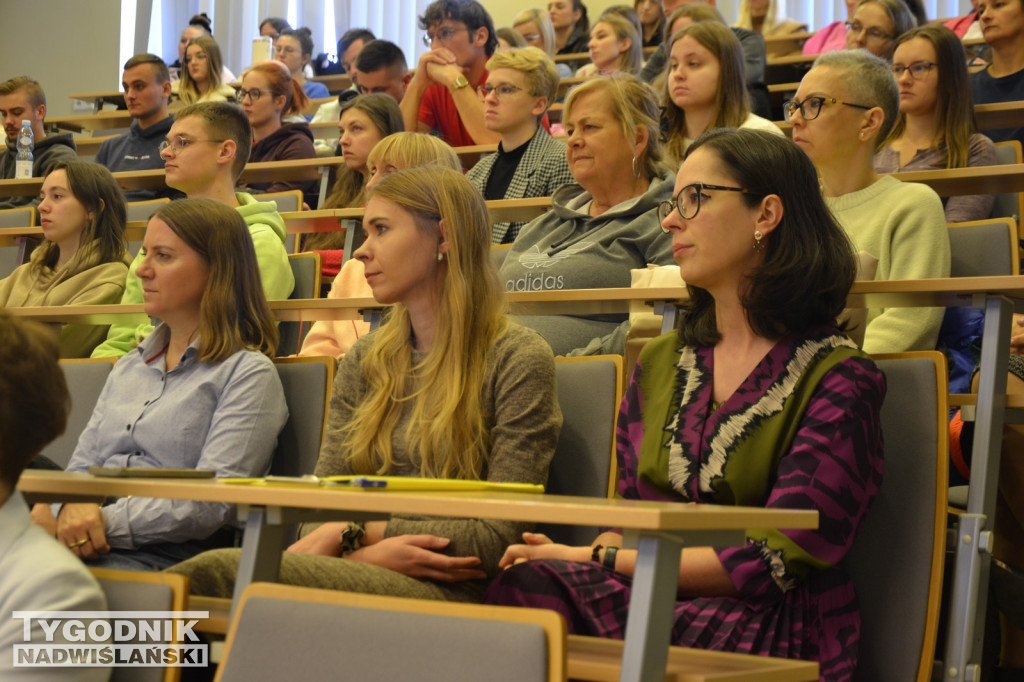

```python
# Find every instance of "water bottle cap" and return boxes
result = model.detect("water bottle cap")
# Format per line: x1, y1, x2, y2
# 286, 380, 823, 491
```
21, 120, 30, 126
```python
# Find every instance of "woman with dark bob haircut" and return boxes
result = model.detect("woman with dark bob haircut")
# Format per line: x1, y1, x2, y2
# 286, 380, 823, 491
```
487, 128, 886, 681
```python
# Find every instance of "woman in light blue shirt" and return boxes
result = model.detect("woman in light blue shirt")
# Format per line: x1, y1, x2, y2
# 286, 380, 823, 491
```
44, 198, 288, 571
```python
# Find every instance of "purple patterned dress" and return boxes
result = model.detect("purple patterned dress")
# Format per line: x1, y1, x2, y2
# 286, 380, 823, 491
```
485, 326, 886, 681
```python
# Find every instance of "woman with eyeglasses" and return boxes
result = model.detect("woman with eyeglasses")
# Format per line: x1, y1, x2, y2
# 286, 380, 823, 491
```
787, 49, 948, 354
803, 0, 914, 59
172, 36, 235, 106
236, 60, 318, 207
275, 27, 330, 100
874, 25, 996, 223
487, 128, 885, 681
662, 21, 784, 168
468, 47, 573, 244
844, 0, 915, 60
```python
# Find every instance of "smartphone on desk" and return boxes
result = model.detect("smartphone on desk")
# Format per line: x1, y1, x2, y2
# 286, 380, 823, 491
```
88, 466, 215, 479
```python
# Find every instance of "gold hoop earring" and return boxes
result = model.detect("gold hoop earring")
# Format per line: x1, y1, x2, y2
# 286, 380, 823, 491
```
632, 155, 641, 178
436, 252, 444, 262
753, 230, 764, 252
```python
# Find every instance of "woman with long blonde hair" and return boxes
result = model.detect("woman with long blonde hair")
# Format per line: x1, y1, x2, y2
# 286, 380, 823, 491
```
170, 167, 562, 603
298, 132, 461, 359
172, 36, 235, 106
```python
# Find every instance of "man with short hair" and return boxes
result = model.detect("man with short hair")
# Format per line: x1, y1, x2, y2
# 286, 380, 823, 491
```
338, 28, 376, 74
401, 0, 501, 146
467, 47, 572, 244
95, 53, 180, 202
353, 40, 411, 102
0, 311, 109, 680
91, 102, 294, 358
0, 77, 77, 209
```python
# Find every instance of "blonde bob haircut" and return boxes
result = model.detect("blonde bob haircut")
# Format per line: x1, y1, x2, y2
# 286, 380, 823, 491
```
591, 13, 643, 75
340, 167, 509, 480
564, 74, 669, 181
366, 131, 462, 174
513, 8, 558, 57
663, 21, 749, 165
150, 199, 278, 361
485, 46, 560, 108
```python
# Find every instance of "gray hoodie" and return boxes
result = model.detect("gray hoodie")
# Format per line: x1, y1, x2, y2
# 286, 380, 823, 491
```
499, 173, 675, 356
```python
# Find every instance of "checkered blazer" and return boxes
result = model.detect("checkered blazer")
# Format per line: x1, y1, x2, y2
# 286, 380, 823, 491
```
467, 127, 574, 244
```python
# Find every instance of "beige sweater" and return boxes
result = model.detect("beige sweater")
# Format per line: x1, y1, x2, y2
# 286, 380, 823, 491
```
0, 247, 130, 357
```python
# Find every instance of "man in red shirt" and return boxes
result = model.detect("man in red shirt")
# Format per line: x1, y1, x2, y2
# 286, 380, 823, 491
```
400, 0, 500, 147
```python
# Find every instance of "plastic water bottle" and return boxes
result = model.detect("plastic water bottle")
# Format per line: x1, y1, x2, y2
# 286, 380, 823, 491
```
15, 120, 33, 179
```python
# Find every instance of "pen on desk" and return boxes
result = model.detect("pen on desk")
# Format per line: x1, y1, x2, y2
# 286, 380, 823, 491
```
348, 478, 388, 488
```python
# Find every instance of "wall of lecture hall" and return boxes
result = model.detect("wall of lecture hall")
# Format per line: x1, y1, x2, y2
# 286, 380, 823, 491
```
0, 0, 980, 119
0, 0, 124, 118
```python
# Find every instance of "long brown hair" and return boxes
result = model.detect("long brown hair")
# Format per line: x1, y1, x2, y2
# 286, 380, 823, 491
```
31, 161, 128, 277
177, 36, 226, 104
662, 22, 749, 166
882, 24, 977, 169
151, 199, 278, 361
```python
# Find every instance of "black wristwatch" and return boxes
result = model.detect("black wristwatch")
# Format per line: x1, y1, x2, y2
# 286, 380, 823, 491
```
339, 522, 366, 556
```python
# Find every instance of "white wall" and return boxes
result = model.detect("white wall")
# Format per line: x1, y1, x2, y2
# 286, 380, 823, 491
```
0, 0, 124, 117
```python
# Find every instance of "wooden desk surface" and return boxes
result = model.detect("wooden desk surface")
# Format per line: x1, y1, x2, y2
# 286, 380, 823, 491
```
6, 277, 1024, 325
309, 74, 353, 93
47, 111, 132, 134
0, 157, 348, 197
17, 470, 816, 532
974, 101, 1024, 132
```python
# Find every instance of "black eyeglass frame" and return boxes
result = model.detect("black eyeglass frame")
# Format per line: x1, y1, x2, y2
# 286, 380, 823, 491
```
782, 95, 873, 123
658, 183, 764, 228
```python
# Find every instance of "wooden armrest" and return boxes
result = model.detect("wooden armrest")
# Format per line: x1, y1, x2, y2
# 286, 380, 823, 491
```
566, 635, 818, 681
189, 595, 231, 635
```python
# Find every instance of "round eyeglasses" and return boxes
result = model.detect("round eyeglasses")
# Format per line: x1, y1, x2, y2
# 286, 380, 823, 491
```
658, 183, 761, 226
782, 95, 873, 123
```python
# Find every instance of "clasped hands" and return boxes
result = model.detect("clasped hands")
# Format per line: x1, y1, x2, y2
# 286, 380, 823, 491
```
286, 521, 486, 583
415, 47, 468, 91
